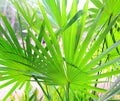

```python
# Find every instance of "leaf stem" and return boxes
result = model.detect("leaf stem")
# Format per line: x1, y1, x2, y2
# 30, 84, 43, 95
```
66, 82, 70, 101
33, 76, 50, 101
54, 87, 64, 101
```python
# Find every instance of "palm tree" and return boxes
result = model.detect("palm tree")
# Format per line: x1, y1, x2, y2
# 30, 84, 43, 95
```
0, 0, 120, 101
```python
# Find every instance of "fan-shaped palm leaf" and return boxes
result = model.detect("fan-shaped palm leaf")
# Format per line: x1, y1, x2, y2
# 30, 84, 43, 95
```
0, 0, 120, 101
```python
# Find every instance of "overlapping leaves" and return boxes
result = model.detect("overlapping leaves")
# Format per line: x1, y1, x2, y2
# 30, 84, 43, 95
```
0, 0, 120, 100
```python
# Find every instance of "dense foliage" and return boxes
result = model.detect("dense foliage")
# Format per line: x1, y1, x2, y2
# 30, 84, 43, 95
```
0, 0, 120, 101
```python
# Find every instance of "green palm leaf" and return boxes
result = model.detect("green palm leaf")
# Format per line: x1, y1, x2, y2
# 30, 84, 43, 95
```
0, 0, 120, 100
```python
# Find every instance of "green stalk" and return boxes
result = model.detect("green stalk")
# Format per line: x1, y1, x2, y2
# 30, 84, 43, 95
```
45, 85, 51, 101
54, 87, 64, 101
108, 13, 120, 55
93, 37, 106, 95
33, 76, 50, 101
66, 82, 70, 101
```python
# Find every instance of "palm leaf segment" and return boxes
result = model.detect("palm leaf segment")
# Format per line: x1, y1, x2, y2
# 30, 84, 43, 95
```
0, 0, 120, 100
89, 0, 120, 62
